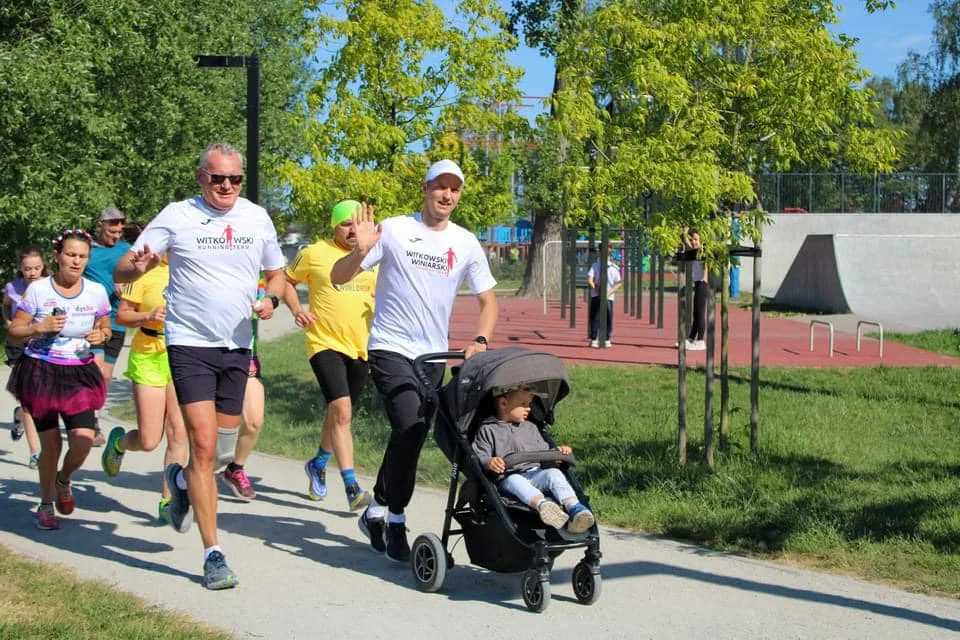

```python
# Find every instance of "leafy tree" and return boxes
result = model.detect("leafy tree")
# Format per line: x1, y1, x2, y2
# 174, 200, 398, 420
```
280, 0, 523, 234
0, 0, 314, 277
551, 0, 897, 462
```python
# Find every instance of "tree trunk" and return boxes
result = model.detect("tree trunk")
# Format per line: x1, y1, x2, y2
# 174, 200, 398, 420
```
517, 210, 564, 297
720, 267, 731, 450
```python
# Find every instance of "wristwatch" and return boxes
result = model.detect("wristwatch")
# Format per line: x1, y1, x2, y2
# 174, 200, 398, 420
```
269, 295, 280, 309
474, 336, 488, 346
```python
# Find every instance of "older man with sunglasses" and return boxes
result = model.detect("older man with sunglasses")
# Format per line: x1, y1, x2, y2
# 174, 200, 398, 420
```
114, 141, 286, 590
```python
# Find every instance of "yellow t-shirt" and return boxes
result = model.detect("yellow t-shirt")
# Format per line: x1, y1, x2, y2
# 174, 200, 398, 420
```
286, 240, 377, 360
121, 263, 169, 355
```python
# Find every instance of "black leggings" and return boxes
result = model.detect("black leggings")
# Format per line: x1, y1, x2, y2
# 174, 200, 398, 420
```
689, 281, 708, 341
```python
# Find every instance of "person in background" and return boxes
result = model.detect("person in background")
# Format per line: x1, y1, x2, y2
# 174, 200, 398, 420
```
285, 200, 376, 512
587, 252, 622, 348
686, 229, 708, 351
7, 230, 111, 530
3, 247, 46, 468
101, 256, 188, 524
85, 206, 132, 446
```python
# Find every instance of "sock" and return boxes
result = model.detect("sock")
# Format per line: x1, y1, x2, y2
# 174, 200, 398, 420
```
366, 499, 386, 520
216, 427, 238, 467
56, 472, 68, 487
387, 510, 405, 524
340, 468, 356, 487
39, 501, 54, 511
175, 469, 187, 491
227, 462, 243, 473
203, 545, 223, 562
312, 447, 333, 469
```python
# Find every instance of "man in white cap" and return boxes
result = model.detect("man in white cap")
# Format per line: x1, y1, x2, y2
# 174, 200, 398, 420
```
331, 159, 498, 563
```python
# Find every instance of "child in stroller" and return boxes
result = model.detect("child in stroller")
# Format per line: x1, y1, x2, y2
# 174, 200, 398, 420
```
409, 347, 601, 613
472, 383, 596, 534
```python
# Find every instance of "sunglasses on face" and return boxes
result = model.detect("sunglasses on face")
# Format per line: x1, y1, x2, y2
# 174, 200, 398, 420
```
201, 169, 243, 186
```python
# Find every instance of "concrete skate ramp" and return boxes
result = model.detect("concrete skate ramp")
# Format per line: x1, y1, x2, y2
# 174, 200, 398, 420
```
774, 233, 960, 330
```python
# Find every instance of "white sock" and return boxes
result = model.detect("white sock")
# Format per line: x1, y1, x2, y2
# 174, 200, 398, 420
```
366, 499, 386, 520
175, 469, 187, 491
203, 545, 223, 562
387, 510, 405, 524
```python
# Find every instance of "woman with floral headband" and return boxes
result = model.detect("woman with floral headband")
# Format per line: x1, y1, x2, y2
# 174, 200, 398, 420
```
6, 229, 112, 530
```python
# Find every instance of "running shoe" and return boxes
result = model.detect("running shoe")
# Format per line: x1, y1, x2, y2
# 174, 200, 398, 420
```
345, 483, 371, 511
101, 426, 126, 477
202, 551, 239, 590
36, 505, 61, 530
385, 522, 410, 563
164, 463, 192, 533
28, 452, 40, 470
358, 507, 386, 553
304, 460, 327, 501
11, 406, 24, 441
158, 498, 171, 525
221, 466, 256, 501
54, 474, 75, 515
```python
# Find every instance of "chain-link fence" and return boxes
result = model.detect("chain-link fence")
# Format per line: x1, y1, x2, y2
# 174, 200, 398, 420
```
756, 173, 960, 213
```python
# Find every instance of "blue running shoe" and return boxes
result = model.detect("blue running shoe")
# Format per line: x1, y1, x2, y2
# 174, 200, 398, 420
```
304, 460, 327, 501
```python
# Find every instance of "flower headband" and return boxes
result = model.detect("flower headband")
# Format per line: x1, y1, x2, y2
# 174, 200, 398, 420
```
52, 228, 94, 252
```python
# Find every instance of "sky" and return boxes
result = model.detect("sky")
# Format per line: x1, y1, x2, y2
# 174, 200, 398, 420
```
503, 0, 937, 107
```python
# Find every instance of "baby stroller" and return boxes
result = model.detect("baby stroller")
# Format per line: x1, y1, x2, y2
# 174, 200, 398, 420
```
410, 347, 602, 613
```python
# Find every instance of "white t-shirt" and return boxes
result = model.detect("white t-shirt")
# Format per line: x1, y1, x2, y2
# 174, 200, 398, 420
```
360, 214, 496, 359
133, 196, 285, 350
19, 276, 111, 365
589, 261, 622, 300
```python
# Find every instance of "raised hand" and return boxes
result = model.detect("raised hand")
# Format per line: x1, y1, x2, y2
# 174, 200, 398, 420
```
351, 202, 381, 256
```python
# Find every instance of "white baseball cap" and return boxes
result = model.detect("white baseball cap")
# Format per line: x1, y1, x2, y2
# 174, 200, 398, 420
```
424, 159, 464, 186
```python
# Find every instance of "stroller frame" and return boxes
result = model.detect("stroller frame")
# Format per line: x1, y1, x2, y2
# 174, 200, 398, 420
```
409, 349, 602, 613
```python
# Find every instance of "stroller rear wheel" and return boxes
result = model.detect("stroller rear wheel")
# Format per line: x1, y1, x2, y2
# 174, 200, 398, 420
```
411, 533, 447, 592
520, 569, 550, 613
571, 561, 601, 605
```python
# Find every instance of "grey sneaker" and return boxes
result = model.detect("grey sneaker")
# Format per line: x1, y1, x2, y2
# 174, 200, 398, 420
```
537, 500, 569, 529
164, 463, 192, 533
358, 507, 386, 553
345, 483, 371, 511
11, 407, 24, 441
203, 551, 239, 590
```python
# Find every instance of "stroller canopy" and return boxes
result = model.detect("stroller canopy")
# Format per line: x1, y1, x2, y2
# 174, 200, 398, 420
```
451, 347, 570, 437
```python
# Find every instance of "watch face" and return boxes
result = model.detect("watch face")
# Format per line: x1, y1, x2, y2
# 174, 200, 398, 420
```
474, 336, 487, 345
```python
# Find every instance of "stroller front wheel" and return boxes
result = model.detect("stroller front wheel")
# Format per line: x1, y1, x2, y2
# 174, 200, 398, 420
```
571, 561, 602, 605
520, 569, 551, 613
411, 533, 447, 593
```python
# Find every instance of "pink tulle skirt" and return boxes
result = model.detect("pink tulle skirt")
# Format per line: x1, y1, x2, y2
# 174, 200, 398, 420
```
6, 356, 106, 420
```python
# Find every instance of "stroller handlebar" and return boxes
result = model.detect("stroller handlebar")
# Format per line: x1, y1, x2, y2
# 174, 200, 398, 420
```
413, 351, 466, 417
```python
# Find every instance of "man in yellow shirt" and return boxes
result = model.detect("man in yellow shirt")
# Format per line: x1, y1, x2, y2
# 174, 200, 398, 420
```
284, 200, 377, 511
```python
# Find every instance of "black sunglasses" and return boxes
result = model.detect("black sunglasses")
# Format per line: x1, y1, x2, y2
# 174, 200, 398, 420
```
201, 169, 243, 186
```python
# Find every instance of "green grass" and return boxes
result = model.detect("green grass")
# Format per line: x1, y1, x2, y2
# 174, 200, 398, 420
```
254, 333, 960, 596
882, 329, 960, 357
104, 331, 960, 596
0, 544, 230, 640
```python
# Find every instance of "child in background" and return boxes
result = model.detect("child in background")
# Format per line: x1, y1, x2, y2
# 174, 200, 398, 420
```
472, 384, 596, 534
3, 247, 47, 468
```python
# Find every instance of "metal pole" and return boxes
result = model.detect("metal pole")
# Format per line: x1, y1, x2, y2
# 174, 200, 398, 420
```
560, 227, 568, 319
750, 248, 762, 453
657, 252, 665, 329
246, 55, 260, 204
648, 250, 657, 324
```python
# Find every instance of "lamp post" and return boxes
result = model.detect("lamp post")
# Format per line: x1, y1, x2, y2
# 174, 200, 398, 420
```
195, 54, 261, 204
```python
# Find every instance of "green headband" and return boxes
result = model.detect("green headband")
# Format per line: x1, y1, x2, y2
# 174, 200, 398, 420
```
331, 200, 361, 228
